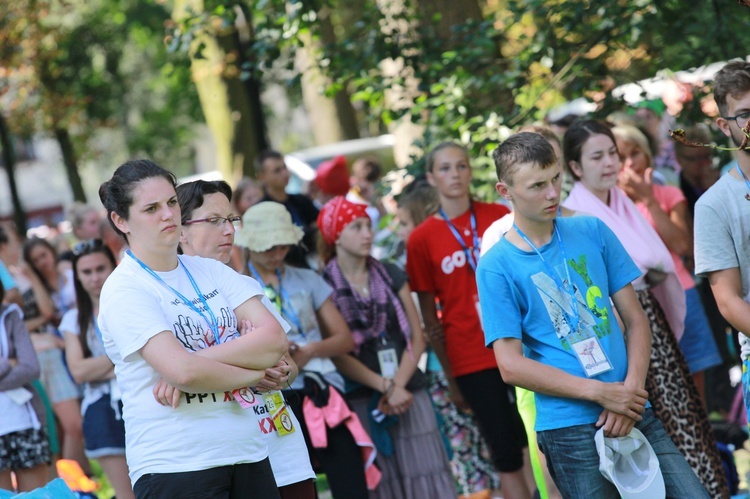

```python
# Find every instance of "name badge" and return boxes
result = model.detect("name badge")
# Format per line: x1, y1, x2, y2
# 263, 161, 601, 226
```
570, 331, 613, 378
265, 391, 296, 436
377, 341, 399, 379
232, 387, 259, 409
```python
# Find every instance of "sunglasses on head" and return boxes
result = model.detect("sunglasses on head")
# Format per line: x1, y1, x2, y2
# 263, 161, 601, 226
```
72, 239, 106, 256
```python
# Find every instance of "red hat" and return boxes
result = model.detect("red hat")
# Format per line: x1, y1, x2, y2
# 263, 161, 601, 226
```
314, 156, 350, 196
316, 196, 370, 246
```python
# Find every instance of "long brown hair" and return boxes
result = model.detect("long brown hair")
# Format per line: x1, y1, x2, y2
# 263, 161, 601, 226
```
71, 240, 116, 358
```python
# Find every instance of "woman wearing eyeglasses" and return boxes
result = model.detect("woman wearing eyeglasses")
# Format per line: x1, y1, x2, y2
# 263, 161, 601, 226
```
60, 240, 134, 499
97, 159, 289, 498
176, 181, 317, 499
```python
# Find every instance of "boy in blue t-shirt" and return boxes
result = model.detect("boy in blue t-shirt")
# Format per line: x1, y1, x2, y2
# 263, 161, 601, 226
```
477, 132, 708, 498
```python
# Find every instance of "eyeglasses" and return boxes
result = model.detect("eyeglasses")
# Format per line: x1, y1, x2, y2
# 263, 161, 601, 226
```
722, 111, 750, 129
72, 239, 105, 256
183, 216, 241, 228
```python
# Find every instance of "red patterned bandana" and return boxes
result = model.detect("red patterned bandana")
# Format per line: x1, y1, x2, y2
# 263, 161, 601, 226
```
316, 196, 370, 246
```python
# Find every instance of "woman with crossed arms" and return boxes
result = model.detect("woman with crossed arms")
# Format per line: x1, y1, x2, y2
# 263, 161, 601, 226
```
98, 159, 288, 498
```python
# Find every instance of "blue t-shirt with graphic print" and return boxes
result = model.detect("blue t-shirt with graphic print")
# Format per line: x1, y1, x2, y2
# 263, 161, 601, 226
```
477, 216, 641, 431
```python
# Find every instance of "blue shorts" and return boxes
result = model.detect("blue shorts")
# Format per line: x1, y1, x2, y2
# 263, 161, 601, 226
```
82, 393, 125, 459
678, 287, 722, 374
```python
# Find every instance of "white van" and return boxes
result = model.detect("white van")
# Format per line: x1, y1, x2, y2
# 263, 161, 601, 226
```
285, 134, 396, 194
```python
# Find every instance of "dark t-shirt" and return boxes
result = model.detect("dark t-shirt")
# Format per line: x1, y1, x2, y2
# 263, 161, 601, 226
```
679, 172, 701, 217
262, 192, 320, 268
347, 262, 427, 399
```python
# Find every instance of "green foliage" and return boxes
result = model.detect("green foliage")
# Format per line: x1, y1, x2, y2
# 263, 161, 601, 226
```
0, 0, 203, 172
168, 0, 321, 85
5, 0, 746, 200
313, 0, 750, 198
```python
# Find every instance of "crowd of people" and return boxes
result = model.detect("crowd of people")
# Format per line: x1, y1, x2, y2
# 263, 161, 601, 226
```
1, 60, 750, 499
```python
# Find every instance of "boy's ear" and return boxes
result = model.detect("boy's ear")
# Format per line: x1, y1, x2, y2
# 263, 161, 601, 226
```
715, 116, 731, 139
496, 181, 512, 200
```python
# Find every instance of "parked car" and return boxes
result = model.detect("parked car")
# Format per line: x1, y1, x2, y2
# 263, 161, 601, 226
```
285, 134, 396, 194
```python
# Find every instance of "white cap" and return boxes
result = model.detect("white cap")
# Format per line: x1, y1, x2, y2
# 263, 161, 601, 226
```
595, 427, 666, 499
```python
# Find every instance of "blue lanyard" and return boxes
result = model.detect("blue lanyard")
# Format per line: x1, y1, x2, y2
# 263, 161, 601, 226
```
127, 251, 223, 345
735, 164, 750, 200
247, 262, 305, 338
439, 203, 479, 272
512, 222, 580, 333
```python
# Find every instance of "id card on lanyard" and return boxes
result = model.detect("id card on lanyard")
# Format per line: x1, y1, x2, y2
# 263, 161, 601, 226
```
512, 223, 613, 378
128, 251, 255, 407
264, 391, 296, 436
441, 205, 484, 329
439, 203, 480, 273
376, 332, 399, 379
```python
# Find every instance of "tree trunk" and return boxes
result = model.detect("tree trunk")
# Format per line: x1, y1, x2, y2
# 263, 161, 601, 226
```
0, 114, 27, 233
416, 0, 483, 40
298, 5, 360, 145
173, 0, 268, 184
54, 127, 86, 203
373, 0, 424, 167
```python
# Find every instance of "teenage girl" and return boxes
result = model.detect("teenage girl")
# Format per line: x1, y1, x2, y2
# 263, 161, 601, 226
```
61, 240, 134, 499
98, 159, 288, 498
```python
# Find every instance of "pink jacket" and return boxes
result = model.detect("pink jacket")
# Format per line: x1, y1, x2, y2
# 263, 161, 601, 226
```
303, 389, 382, 490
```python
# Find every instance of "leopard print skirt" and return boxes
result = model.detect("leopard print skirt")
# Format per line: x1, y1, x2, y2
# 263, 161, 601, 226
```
638, 289, 729, 499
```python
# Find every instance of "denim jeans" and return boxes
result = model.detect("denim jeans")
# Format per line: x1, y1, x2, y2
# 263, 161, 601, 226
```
537, 409, 709, 499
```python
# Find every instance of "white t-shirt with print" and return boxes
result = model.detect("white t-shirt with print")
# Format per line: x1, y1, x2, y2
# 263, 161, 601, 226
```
99, 253, 274, 485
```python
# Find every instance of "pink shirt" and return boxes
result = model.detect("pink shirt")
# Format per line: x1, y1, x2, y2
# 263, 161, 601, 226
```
636, 184, 694, 290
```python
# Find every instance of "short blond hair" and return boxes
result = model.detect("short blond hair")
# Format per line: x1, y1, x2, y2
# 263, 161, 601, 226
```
612, 125, 653, 169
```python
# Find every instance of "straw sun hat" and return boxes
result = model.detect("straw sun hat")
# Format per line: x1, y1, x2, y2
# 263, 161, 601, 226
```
234, 201, 304, 252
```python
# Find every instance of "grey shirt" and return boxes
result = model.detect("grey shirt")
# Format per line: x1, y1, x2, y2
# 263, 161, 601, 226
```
694, 173, 750, 296
278, 266, 345, 392
694, 172, 750, 355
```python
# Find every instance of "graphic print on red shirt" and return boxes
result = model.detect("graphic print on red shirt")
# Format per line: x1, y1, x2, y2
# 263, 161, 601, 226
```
406, 201, 510, 377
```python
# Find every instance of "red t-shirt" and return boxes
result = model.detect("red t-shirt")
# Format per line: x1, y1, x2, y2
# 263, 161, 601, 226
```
406, 201, 510, 377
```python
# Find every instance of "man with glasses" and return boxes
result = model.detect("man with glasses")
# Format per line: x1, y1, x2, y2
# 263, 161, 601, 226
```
676, 123, 738, 419
694, 60, 750, 431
